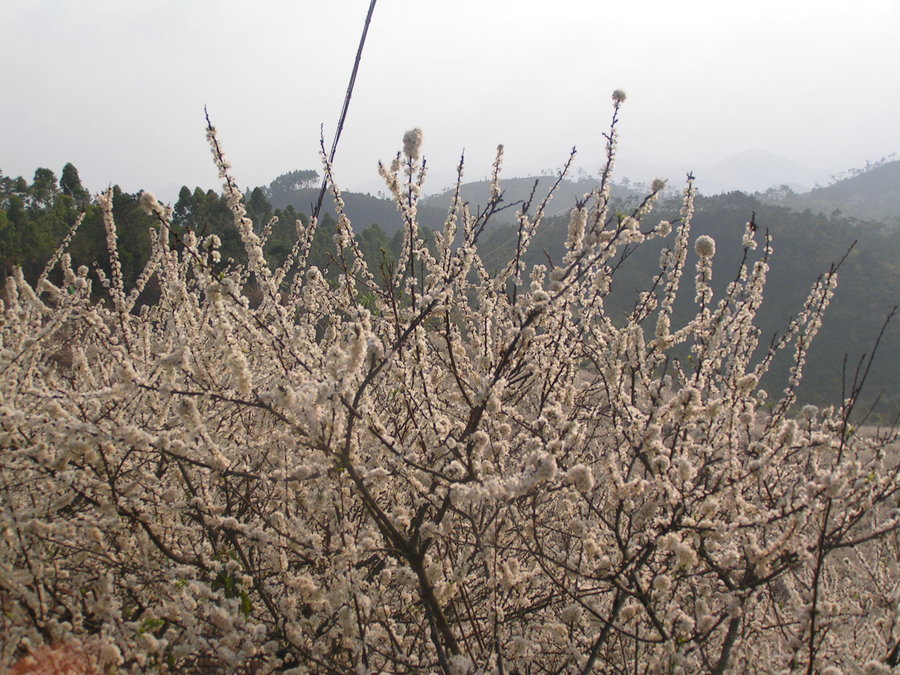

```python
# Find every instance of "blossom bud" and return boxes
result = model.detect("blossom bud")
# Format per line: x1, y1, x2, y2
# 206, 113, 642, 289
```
695, 235, 716, 258
567, 464, 594, 492
402, 128, 424, 162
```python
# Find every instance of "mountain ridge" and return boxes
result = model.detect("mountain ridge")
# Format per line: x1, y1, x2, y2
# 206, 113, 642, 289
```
251, 149, 898, 236
761, 159, 900, 227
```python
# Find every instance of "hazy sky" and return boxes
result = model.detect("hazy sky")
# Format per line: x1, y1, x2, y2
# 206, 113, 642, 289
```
3, 0, 899, 201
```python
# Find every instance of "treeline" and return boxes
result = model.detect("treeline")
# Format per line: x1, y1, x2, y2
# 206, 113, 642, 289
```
479, 190, 900, 417
0, 165, 405, 303
758, 159, 900, 229
1, 165, 897, 416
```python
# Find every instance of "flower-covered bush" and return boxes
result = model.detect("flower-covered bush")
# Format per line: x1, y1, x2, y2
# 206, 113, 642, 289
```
1, 94, 898, 673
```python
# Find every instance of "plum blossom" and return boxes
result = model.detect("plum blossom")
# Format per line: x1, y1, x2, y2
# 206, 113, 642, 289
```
0, 89, 894, 675
695, 234, 716, 258
402, 127, 424, 162
567, 463, 595, 492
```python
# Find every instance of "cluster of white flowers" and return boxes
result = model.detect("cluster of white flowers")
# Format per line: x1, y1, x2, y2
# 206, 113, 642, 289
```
402, 127, 424, 162
694, 234, 716, 258
0, 92, 897, 674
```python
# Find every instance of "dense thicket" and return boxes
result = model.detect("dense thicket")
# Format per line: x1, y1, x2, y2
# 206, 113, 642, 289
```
478, 191, 900, 418
0, 169, 401, 304
1, 98, 898, 673
2, 164, 896, 418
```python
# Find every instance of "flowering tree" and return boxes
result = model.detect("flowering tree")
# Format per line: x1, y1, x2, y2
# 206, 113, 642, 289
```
1, 92, 898, 674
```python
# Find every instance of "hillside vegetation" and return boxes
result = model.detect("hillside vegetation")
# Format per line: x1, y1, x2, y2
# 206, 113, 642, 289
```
479, 190, 900, 417
761, 158, 900, 229
1, 162, 897, 417
2, 99, 899, 671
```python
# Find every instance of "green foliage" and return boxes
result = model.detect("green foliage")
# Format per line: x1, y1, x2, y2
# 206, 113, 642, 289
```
60, 162, 89, 207
210, 551, 253, 618
0, 168, 409, 309
265, 168, 320, 202
0, 168, 81, 280
30, 167, 58, 206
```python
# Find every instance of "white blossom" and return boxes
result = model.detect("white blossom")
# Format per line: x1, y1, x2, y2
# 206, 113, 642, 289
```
402, 127, 424, 162
0, 88, 894, 675
567, 464, 595, 492
695, 234, 716, 258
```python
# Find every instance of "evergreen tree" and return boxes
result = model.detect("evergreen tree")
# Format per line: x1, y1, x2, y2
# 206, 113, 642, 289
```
30, 168, 58, 206
60, 163, 90, 207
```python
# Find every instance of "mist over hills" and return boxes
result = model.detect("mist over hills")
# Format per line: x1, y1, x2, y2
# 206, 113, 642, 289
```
472, 190, 899, 417
260, 174, 657, 236
760, 158, 900, 228
611, 149, 832, 196
144, 146, 878, 214
258, 151, 897, 234
704, 150, 830, 193
419, 176, 647, 220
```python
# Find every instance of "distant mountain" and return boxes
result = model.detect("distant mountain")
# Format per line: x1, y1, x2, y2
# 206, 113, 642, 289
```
264, 186, 447, 235
260, 153, 900, 240
582, 150, 831, 197
262, 174, 652, 237
421, 175, 646, 222
765, 160, 900, 227
702, 149, 830, 194
613, 156, 708, 192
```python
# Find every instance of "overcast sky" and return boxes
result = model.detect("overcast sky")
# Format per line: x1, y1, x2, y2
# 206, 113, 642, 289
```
3, 0, 899, 201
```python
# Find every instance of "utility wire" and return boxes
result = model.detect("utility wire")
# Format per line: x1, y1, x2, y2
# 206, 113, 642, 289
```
312, 0, 378, 221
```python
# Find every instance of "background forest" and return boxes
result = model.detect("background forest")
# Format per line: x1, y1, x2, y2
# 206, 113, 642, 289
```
1, 160, 897, 418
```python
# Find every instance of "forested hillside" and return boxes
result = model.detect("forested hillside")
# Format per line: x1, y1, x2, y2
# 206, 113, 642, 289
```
760, 158, 900, 228
0, 166, 402, 300
263, 169, 448, 235
478, 190, 900, 417
1, 164, 896, 416
420, 174, 651, 221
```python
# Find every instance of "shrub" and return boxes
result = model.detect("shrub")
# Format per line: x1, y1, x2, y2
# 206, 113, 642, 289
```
1, 93, 898, 673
